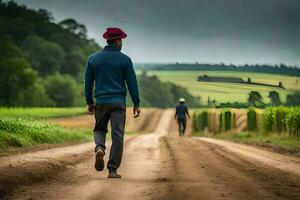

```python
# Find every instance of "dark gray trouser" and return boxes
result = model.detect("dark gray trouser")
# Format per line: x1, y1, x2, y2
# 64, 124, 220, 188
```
177, 118, 186, 135
93, 103, 126, 171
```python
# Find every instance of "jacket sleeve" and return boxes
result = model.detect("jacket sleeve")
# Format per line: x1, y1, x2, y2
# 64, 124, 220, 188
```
125, 58, 140, 107
84, 56, 95, 105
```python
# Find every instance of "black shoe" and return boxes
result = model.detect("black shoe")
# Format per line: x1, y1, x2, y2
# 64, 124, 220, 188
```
95, 149, 104, 171
108, 171, 122, 178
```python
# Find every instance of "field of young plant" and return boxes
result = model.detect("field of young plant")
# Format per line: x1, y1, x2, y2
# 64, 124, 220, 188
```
0, 107, 86, 119
146, 71, 299, 104
192, 106, 300, 151
0, 107, 90, 149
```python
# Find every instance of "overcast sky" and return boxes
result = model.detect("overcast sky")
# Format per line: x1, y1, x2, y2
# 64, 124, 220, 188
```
9, 0, 300, 65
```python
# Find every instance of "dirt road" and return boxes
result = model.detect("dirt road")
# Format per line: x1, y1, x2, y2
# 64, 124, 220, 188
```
2, 109, 300, 200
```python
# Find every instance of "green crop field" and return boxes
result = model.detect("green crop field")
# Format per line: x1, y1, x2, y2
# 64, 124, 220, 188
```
0, 107, 86, 119
146, 71, 300, 104
0, 117, 91, 149
0, 107, 91, 149
192, 107, 300, 152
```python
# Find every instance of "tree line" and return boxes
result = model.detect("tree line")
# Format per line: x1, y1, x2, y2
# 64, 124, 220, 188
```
212, 91, 300, 108
138, 63, 300, 77
0, 1, 100, 107
133, 72, 200, 108
0, 1, 201, 108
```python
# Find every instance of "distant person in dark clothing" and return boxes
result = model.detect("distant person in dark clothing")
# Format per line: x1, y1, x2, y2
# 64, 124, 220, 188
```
174, 98, 190, 136
84, 27, 141, 178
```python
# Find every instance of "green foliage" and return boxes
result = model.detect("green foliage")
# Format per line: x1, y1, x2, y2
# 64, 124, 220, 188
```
0, 34, 21, 58
192, 111, 208, 132
0, 1, 101, 107
138, 63, 300, 77
248, 91, 264, 108
0, 107, 86, 119
21, 35, 65, 76
247, 109, 257, 131
193, 107, 300, 146
138, 72, 200, 108
198, 111, 208, 130
4, 18, 34, 45
272, 107, 289, 133
44, 74, 77, 107
0, 35, 51, 106
218, 102, 248, 108
147, 71, 295, 106
261, 106, 300, 139
0, 117, 90, 148
261, 108, 274, 132
192, 112, 199, 131
268, 91, 282, 106
262, 107, 289, 133
59, 19, 87, 39
60, 48, 85, 79
286, 92, 300, 106
221, 110, 232, 131
285, 107, 300, 138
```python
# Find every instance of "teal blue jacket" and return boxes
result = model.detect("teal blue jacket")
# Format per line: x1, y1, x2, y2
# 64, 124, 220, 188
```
84, 44, 140, 107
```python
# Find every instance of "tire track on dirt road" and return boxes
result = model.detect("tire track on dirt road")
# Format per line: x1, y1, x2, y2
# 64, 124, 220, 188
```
7, 110, 173, 200
198, 137, 300, 176
154, 118, 300, 200
49, 108, 163, 134
0, 142, 94, 198
0, 108, 163, 199
159, 136, 300, 200
3, 109, 300, 200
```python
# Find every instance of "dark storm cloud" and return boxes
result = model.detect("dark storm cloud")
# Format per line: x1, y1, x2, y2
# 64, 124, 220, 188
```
7, 0, 300, 65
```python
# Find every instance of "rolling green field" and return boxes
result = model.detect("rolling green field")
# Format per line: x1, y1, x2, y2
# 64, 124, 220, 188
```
146, 71, 300, 104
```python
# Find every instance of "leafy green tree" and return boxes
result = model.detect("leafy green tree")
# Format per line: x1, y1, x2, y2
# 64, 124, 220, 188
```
37, 9, 54, 22
268, 91, 281, 106
137, 72, 200, 108
0, 2, 102, 107
248, 91, 264, 108
21, 35, 65, 76
60, 48, 85, 79
49, 32, 76, 52
4, 18, 33, 45
0, 34, 21, 58
286, 92, 300, 106
44, 74, 77, 107
59, 19, 87, 39
0, 58, 36, 106
0, 35, 52, 107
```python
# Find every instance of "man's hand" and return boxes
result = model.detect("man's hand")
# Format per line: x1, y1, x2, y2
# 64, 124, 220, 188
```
87, 103, 95, 115
133, 107, 141, 118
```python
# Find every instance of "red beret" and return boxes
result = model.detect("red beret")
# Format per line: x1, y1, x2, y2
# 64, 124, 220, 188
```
103, 27, 127, 40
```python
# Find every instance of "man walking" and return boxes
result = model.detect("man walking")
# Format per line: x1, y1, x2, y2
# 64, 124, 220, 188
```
174, 98, 190, 136
84, 27, 141, 178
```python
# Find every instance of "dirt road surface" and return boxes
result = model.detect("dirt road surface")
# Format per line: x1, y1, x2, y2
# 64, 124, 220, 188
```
2, 109, 300, 200
48, 108, 163, 133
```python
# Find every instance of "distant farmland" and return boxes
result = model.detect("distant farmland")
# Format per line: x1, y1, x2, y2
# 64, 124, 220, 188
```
145, 71, 300, 104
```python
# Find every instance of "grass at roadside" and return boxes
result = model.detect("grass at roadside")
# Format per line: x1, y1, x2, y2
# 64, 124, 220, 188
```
0, 117, 91, 149
0, 107, 86, 119
192, 131, 300, 153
